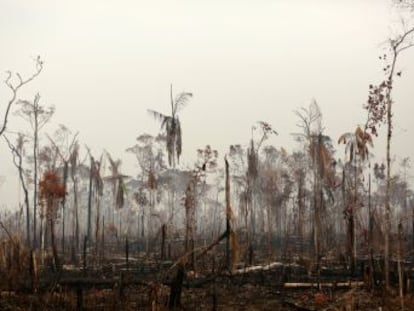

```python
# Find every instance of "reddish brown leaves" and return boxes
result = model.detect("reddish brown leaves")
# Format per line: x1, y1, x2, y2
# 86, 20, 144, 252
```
39, 170, 66, 220
39, 170, 66, 200
364, 79, 391, 136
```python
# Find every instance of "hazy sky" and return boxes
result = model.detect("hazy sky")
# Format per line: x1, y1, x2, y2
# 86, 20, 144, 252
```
1, 0, 414, 208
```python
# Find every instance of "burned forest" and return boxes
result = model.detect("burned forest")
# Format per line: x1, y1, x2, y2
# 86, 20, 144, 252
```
1, 1, 414, 310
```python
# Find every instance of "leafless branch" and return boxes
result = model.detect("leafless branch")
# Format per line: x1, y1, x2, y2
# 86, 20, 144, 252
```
1, 56, 44, 137
46, 131, 79, 163
0, 220, 15, 244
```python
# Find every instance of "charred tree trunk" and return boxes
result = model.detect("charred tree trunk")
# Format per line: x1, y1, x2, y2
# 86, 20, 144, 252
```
347, 211, 355, 274
161, 224, 166, 260
23, 173, 31, 248
125, 237, 129, 271
87, 159, 93, 244
40, 213, 44, 261
33, 108, 39, 249
312, 134, 321, 274
225, 157, 231, 270
101, 216, 105, 262
412, 205, 414, 251
83, 235, 87, 277
71, 176, 79, 252
298, 172, 305, 256
95, 194, 101, 258
5, 135, 32, 248
61, 161, 69, 254
368, 171, 375, 289
384, 91, 392, 289
50, 215, 59, 272
397, 221, 404, 310
168, 263, 185, 309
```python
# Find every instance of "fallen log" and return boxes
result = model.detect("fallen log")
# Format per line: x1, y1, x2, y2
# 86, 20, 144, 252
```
283, 281, 364, 289
232, 262, 283, 274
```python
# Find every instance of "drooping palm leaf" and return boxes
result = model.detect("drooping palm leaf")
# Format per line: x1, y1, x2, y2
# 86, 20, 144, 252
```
69, 141, 79, 174
338, 127, 373, 162
174, 92, 193, 115
116, 176, 125, 209
147, 109, 169, 127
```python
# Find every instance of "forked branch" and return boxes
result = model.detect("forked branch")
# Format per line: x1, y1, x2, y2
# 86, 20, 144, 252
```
1, 56, 43, 137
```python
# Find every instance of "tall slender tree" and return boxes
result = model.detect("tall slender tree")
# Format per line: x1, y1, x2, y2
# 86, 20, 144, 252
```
39, 170, 66, 271
364, 25, 414, 288
104, 151, 128, 243
3, 134, 31, 247
15, 94, 54, 248
46, 126, 79, 252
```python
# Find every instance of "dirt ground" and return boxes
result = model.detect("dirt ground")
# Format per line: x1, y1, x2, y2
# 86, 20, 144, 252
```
1, 283, 414, 311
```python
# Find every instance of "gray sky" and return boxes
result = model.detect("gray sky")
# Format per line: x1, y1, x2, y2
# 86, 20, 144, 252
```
1, 0, 414, 208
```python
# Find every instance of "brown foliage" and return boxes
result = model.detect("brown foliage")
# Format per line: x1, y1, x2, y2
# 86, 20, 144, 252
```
39, 170, 66, 221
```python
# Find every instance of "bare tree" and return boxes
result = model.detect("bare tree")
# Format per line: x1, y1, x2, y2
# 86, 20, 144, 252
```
46, 126, 79, 252
1, 56, 43, 138
294, 101, 336, 272
15, 94, 54, 248
246, 121, 277, 258
3, 134, 31, 247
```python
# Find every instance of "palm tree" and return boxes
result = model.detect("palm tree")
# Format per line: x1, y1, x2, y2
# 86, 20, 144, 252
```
104, 151, 128, 245
338, 126, 373, 273
148, 85, 192, 168
39, 170, 66, 271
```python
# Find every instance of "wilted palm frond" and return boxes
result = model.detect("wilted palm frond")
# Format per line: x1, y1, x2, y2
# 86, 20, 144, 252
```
310, 135, 336, 186
247, 140, 258, 181
174, 92, 193, 115
147, 109, 169, 127
105, 150, 121, 177
338, 126, 373, 162
338, 132, 356, 161
355, 126, 373, 161
116, 177, 125, 209
136, 133, 154, 143
69, 141, 79, 172
92, 157, 104, 196
104, 150, 128, 209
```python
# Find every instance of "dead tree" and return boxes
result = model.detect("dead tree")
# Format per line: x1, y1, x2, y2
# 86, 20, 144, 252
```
46, 128, 79, 253
15, 94, 54, 249
39, 170, 66, 271
364, 25, 414, 288
3, 134, 31, 247
225, 157, 232, 270
1, 56, 43, 138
